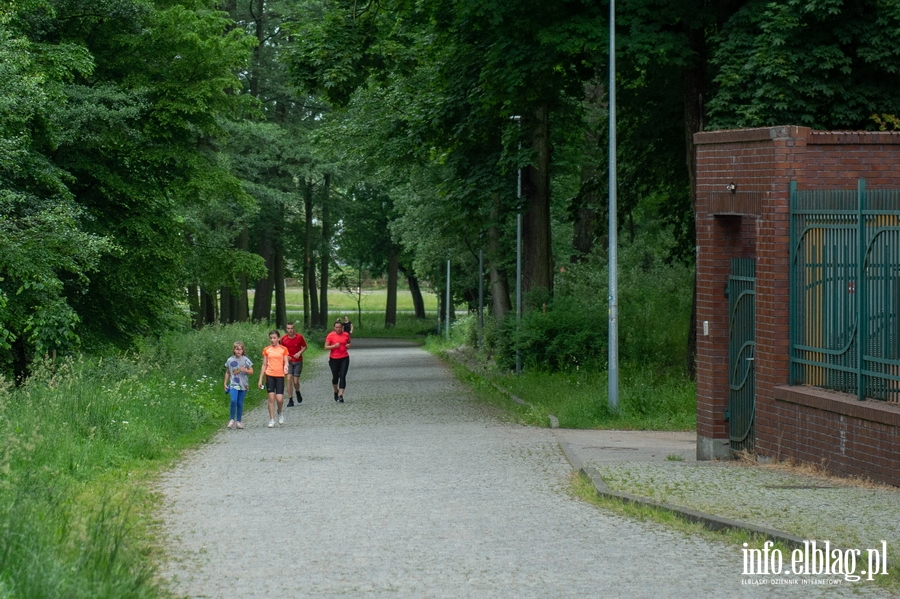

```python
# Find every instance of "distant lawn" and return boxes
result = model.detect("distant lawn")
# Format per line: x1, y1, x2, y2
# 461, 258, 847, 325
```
285, 288, 437, 312
249, 287, 467, 317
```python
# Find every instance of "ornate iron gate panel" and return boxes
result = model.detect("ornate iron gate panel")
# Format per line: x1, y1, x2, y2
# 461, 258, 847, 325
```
790, 180, 900, 401
729, 258, 756, 453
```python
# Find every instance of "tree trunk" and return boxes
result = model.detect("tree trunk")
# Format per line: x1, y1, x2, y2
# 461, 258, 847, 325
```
201, 287, 216, 324
11, 337, 28, 384
489, 268, 512, 321
187, 284, 201, 329
249, 0, 264, 98
572, 79, 605, 261
252, 236, 274, 322
385, 244, 399, 328
355, 264, 363, 331
274, 201, 287, 329
220, 286, 233, 323
308, 259, 319, 325
488, 194, 512, 320
407, 273, 426, 319
437, 283, 444, 333
522, 103, 553, 298
319, 173, 331, 327
237, 226, 250, 321
682, 28, 706, 381
303, 179, 314, 328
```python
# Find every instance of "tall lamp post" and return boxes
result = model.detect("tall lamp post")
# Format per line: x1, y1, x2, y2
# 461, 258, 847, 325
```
512, 115, 522, 375
445, 259, 451, 342
478, 248, 484, 348
608, 0, 619, 409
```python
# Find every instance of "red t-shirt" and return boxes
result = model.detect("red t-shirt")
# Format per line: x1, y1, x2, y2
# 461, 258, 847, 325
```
281, 333, 308, 362
326, 331, 350, 359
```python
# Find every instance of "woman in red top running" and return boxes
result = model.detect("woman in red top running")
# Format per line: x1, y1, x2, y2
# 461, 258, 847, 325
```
324, 319, 352, 402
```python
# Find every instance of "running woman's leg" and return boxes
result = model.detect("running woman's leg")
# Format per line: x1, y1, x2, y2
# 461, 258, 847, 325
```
337, 357, 349, 398
329, 358, 341, 400
266, 375, 277, 420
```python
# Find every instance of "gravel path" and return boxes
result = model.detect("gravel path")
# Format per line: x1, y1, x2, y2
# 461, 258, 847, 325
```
158, 340, 894, 598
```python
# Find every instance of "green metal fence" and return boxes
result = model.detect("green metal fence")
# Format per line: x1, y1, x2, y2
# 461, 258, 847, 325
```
790, 180, 900, 401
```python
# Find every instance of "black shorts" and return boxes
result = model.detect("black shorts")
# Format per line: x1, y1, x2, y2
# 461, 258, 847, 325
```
265, 376, 285, 395
287, 360, 303, 377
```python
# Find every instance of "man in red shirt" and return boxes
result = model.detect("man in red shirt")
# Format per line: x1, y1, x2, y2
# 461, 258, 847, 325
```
281, 322, 308, 407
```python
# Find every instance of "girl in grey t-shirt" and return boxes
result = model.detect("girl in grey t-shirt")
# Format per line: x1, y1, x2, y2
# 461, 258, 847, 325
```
223, 341, 254, 429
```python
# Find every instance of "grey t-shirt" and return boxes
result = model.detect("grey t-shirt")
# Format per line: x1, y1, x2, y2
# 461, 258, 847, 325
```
225, 355, 253, 390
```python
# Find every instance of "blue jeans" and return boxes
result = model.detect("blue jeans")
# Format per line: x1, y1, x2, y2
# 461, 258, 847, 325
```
229, 388, 246, 421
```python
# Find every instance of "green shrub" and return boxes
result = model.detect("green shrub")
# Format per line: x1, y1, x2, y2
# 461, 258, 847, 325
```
494, 295, 608, 372
493, 230, 693, 373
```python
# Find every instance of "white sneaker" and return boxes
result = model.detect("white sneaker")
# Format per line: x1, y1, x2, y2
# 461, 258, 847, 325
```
268, 419, 275, 428
227, 419, 235, 429
278, 412, 284, 425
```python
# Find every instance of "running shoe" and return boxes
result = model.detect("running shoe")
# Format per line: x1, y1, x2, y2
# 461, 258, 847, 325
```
286, 398, 295, 407
278, 412, 284, 425
334, 392, 339, 402
338, 395, 344, 403
268, 419, 275, 428
227, 419, 235, 429
235, 421, 244, 429
297, 392, 303, 404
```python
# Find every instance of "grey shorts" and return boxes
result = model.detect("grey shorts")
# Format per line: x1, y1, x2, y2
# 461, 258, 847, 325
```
287, 360, 303, 377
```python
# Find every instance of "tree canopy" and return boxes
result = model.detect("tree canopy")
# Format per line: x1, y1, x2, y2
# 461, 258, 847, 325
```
2, 0, 898, 378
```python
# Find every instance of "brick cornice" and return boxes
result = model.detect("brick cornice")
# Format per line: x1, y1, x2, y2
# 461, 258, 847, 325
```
773, 385, 900, 427
809, 131, 900, 145
694, 126, 811, 145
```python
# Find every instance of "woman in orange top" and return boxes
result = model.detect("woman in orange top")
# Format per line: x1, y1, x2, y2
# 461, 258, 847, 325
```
324, 319, 352, 402
258, 330, 290, 428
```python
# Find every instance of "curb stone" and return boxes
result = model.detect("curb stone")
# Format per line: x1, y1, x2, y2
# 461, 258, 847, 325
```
559, 441, 807, 549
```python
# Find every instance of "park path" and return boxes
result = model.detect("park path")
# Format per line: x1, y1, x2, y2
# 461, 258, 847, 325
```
158, 340, 891, 598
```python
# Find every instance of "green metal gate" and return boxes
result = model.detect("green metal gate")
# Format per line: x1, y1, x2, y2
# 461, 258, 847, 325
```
728, 258, 756, 453
789, 180, 900, 401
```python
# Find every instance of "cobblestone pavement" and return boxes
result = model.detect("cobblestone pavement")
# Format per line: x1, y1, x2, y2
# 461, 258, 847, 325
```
159, 340, 894, 598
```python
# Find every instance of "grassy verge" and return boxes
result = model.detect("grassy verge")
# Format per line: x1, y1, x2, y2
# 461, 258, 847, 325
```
0, 322, 319, 599
429, 338, 695, 430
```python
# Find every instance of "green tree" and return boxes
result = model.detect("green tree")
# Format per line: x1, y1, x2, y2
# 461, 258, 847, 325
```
707, 0, 900, 129
2, 0, 259, 374
0, 9, 111, 377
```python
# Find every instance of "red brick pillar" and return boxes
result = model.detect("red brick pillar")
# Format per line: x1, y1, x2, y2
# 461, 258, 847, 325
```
693, 126, 809, 459
753, 128, 809, 458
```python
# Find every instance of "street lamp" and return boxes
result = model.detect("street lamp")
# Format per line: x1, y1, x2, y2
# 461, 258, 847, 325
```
608, 0, 619, 409
445, 259, 451, 342
478, 248, 484, 348
511, 115, 522, 375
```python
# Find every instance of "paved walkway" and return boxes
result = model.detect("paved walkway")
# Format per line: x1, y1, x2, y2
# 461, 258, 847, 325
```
557, 429, 900, 555
159, 340, 895, 598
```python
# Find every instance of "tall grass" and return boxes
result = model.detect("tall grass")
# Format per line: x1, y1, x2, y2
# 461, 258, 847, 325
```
431, 328, 696, 430
426, 227, 697, 431
0, 322, 304, 599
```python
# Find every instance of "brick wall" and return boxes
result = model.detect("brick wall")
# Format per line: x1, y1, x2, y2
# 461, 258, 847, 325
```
693, 126, 900, 485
